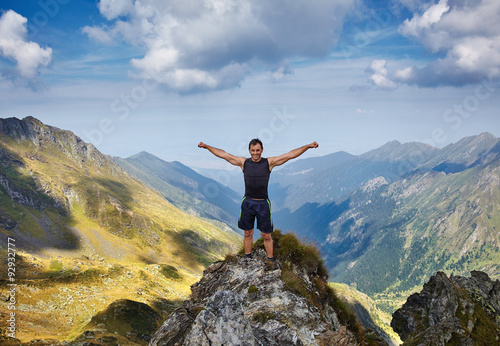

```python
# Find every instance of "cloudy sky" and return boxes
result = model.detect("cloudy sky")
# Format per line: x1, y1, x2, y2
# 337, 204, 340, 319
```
0, 0, 499, 171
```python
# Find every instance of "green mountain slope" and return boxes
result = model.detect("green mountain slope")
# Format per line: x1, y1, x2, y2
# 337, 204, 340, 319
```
274, 133, 500, 311
330, 282, 401, 345
0, 116, 240, 264
0, 116, 241, 342
114, 151, 241, 233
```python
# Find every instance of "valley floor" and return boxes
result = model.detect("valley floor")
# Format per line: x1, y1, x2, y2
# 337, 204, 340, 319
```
0, 250, 198, 343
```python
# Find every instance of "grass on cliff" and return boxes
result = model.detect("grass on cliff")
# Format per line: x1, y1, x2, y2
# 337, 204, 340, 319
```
247, 230, 366, 343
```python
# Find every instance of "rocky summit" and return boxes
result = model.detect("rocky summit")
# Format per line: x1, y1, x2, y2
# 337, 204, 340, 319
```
391, 270, 500, 345
149, 241, 374, 346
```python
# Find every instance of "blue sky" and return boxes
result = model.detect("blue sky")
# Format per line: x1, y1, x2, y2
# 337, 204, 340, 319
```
0, 0, 499, 171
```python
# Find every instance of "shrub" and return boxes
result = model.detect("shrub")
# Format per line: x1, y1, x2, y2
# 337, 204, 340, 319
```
263, 230, 329, 279
160, 265, 182, 280
281, 265, 309, 298
49, 260, 64, 271
224, 253, 238, 264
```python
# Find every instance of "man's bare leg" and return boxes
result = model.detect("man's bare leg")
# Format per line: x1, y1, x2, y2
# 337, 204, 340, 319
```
244, 229, 254, 255
261, 232, 273, 258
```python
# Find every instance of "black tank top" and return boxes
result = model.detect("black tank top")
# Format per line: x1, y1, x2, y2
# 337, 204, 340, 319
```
243, 158, 270, 199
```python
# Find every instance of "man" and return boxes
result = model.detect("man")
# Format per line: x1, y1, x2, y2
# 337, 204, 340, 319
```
198, 139, 319, 265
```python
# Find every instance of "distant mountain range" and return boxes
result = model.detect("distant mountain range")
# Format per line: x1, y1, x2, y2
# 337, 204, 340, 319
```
269, 141, 437, 212
272, 132, 500, 298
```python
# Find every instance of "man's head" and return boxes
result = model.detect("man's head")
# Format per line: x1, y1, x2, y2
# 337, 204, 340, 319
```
248, 138, 263, 150
248, 138, 263, 162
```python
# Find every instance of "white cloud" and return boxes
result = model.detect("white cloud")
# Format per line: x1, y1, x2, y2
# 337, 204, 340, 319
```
84, 0, 354, 93
81, 25, 115, 44
399, 0, 450, 51
0, 10, 52, 80
394, 0, 500, 87
393, 66, 416, 82
357, 108, 374, 113
367, 59, 397, 90
98, 0, 135, 20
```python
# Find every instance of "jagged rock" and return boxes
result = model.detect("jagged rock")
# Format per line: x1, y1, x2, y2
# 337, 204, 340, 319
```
184, 291, 255, 345
150, 248, 367, 346
0, 174, 47, 210
361, 176, 388, 193
451, 270, 500, 326
391, 271, 500, 345
315, 326, 359, 346
0, 117, 109, 168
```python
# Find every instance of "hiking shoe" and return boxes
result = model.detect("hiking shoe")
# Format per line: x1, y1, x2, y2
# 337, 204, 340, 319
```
264, 257, 278, 271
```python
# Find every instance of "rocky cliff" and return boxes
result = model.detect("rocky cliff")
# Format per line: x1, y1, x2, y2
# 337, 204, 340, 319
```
149, 231, 386, 345
391, 270, 500, 345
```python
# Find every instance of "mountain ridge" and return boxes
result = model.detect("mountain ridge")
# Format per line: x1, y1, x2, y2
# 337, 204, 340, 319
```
269, 139, 438, 212
0, 116, 241, 342
273, 132, 500, 304
114, 151, 241, 233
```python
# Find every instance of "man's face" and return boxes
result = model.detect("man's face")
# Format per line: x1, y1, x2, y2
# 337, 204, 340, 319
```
249, 144, 263, 162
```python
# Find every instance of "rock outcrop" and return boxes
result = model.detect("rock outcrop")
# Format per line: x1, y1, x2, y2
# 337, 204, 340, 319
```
0, 116, 109, 168
391, 270, 500, 345
150, 237, 376, 345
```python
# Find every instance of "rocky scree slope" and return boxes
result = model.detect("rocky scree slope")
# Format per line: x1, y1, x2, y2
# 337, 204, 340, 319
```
391, 270, 500, 345
150, 231, 386, 345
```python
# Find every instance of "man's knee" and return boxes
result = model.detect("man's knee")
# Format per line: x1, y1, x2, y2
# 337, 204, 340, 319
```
261, 232, 272, 241
244, 229, 254, 238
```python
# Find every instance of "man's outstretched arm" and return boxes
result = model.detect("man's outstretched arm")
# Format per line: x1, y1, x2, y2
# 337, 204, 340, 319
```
198, 142, 246, 169
268, 142, 319, 170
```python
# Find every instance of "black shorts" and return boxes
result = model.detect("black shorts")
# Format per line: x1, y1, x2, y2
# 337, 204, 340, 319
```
238, 197, 274, 234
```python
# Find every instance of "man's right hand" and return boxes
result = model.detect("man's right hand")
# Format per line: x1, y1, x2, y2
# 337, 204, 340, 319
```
198, 142, 207, 148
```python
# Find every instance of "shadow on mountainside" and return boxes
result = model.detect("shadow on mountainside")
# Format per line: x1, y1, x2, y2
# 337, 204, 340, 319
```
273, 199, 351, 243
165, 228, 233, 269
0, 146, 81, 253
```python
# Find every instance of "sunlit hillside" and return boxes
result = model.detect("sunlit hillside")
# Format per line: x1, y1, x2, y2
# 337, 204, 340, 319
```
0, 117, 241, 342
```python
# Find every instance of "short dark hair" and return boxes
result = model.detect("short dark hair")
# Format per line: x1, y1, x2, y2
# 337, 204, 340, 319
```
248, 138, 263, 150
